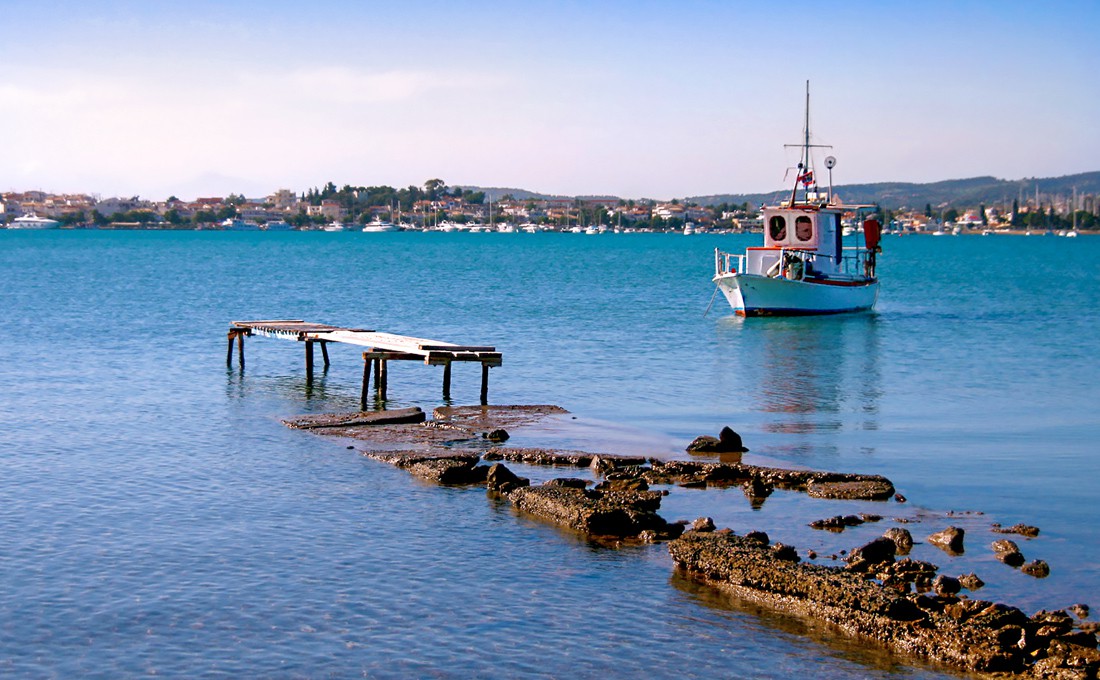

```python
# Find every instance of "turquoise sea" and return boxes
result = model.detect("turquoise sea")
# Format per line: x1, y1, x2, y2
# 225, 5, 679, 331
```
1, 230, 1097, 678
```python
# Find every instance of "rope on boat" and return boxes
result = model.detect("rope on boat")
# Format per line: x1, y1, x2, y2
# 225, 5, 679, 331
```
703, 285, 720, 317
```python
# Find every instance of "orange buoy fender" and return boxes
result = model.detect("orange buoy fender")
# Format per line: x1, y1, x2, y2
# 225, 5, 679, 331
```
863, 219, 882, 250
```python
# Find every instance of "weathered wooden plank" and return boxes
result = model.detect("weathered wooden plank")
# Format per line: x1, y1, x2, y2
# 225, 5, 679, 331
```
363, 351, 424, 361
418, 343, 496, 352
232, 319, 304, 325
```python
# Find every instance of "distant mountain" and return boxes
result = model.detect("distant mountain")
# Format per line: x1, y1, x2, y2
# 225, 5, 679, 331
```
456, 171, 1100, 210
687, 172, 1100, 210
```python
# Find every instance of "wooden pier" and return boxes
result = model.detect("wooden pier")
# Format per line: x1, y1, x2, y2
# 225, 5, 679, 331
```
227, 320, 502, 406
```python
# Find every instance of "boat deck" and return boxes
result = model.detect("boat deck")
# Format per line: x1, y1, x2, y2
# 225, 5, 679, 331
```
227, 320, 501, 405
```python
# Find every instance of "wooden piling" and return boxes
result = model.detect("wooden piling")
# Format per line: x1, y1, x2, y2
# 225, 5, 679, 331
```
480, 363, 490, 404
227, 330, 236, 366
442, 362, 452, 399
379, 360, 388, 401
237, 330, 245, 367
360, 353, 372, 410
320, 341, 330, 368
305, 340, 315, 379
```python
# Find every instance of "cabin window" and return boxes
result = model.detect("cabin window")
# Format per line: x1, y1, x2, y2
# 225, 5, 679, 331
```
795, 215, 813, 242
768, 216, 787, 241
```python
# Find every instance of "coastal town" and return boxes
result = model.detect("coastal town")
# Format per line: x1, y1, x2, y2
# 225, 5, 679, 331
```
2, 179, 1096, 235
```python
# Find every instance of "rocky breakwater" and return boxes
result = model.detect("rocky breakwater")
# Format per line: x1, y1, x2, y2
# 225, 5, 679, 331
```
669, 529, 1099, 678
639, 459, 895, 501
505, 483, 680, 540
365, 445, 679, 540
289, 412, 1095, 677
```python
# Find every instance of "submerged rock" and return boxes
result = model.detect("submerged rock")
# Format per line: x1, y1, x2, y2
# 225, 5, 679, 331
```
1021, 559, 1050, 578
741, 478, 773, 503
810, 515, 865, 531
805, 478, 895, 501
992, 539, 1025, 567
958, 573, 985, 591
486, 463, 529, 494
483, 447, 593, 466
507, 484, 671, 538
283, 406, 426, 429
883, 527, 914, 555
934, 575, 962, 596
405, 456, 488, 485
691, 517, 716, 532
686, 426, 750, 454
991, 523, 1040, 538
544, 477, 589, 489
928, 527, 965, 555
846, 537, 897, 572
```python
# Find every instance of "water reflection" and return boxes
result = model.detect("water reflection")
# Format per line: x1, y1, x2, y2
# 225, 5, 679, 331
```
714, 313, 883, 456
225, 368, 367, 413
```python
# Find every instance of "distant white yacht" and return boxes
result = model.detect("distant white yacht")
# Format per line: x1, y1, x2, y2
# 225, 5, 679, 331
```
323, 221, 347, 232
10, 213, 61, 229
362, 219, 399, 232
264, 220, 293, 231
221, 218, 261, 231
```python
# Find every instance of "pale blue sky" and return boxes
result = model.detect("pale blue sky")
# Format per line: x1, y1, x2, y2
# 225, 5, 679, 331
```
2, 0, 1096, 200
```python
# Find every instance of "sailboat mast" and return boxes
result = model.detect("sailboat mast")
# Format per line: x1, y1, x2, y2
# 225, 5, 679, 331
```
803, 81, 811, 175
789, 81, 811, 206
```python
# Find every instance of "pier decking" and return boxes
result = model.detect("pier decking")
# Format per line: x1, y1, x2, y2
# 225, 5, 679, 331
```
227, 320, 502, 406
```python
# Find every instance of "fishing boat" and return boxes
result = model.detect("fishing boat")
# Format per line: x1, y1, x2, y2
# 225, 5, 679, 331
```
712, 83, 881, 316
10, 213, 62, 229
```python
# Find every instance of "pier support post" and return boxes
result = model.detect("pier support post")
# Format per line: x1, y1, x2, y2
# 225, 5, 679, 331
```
379, 360, 388, 401
442, 362, 452, 400
227, 330, 236, 366
305, 340, 315, 379
360, 353, 372, 410
236, 330, 245, 368
320, 341, 330, 368
480, 363, 490, 405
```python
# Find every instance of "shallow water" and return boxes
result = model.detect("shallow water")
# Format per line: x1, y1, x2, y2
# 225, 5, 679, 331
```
1, 230, 1097, 677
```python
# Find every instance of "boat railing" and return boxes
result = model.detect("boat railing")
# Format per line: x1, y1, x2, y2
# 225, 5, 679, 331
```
714, 248, 745, 276
839, 246, 875, 279
716, 246, 874, 281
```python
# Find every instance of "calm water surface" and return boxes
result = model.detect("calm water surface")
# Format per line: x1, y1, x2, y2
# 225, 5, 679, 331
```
1, 230, 1097, 678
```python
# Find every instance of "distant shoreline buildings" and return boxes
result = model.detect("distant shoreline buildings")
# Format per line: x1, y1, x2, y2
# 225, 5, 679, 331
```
1, 180, 1096, 233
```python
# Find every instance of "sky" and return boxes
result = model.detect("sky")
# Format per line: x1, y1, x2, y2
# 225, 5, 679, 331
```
2, 0, 1097, 201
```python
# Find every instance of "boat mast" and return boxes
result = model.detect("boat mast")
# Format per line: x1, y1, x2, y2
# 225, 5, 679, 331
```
785, 81, 830, 207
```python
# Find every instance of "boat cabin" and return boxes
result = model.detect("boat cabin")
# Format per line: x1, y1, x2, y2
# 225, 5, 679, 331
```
746, 205, 843, 277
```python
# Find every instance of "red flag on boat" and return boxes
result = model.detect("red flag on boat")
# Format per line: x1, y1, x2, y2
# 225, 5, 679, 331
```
798, 170, 814, 186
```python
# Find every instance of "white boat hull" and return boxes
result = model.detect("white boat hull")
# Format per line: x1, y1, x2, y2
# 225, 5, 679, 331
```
714, 273, 878, 316
9, 218, 61, 229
